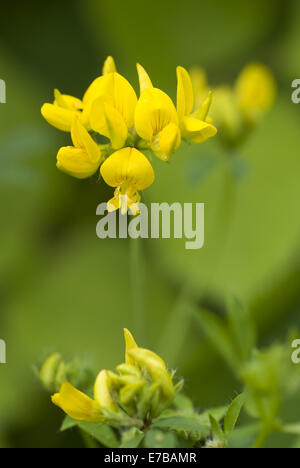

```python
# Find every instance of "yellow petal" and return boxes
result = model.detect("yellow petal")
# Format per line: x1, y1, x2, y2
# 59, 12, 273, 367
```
57, 146, 100, 179
135, 88, 178, 141
41, 103, 76, 132
181, 116, 217, 143
71, 118, 102, 163
177, 66, 194, 121
128, 348, 174, 399
101, 147, 155, 191
83, 73, 137, 130
137, 63, 153, 94
120, 381, 146, 406
102, 56, 117, 75
235, 63, 276, 120
52, 382, 102, 423
90, 99, 128, 149
54, 89, 83, 110
124, 329, 139, 365
151, 123, 181, 162
94, 370, 116, 411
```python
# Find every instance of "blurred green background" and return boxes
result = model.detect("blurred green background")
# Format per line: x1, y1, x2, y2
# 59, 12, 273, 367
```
0, 0, 300, 448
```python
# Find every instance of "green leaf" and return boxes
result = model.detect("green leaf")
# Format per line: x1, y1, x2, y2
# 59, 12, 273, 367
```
60, 415, 77, 432
153, 414, 209, 440
144, 429, 178, 448
224, 393, 245, 442
61, 417, 119, 448
209, 415, 225, 446
227, 297, 256, 363
198, 406, 228, 426
120, 428, 144, 448
193, 307, 240, 372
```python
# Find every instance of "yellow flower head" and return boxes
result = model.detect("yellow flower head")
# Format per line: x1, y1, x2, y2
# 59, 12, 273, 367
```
41, 89, 83, 132
51, 329, 177, 425
100, 147, 155, 215
235, 63, 277, 126
57, 118, 102, 179
177, 66, 217, 143
135, 64, 181, 162
42, 56, 218, 214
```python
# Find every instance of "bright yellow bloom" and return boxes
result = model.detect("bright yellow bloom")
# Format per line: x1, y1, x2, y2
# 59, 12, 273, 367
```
177, 66, 217, 144
42, 57, 219, 212
56, 118, 102, 179
86, 73, 138, 149
123, 329, 174, 400
52, 382, 103, 423
51, 329, 176, 424
52, 369, 116, 423
41, 89, 83, 132
135, 64, 181, 162
41, 56, 118, 133
100, 147, 155, 215
235, 63, 277, 126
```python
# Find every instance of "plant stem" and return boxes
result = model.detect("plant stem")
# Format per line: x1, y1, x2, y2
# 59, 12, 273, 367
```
252, 425, 271, 449
130, 237, 146, 343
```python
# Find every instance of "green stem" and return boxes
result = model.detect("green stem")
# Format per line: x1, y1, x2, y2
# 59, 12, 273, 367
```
252, 425, 271, 449
130, 237, 146, 343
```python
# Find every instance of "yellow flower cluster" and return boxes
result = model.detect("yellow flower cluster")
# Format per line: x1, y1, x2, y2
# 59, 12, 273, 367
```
189, 63, 276, 148
52, 329, 178, 425
41, 57, 217, 215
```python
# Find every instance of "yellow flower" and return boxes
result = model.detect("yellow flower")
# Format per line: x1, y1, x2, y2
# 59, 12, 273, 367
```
135, 64, 181, 162
51, 329, 176, 424
176, 66, 217, 143
41, 56, 118, 133
100, 147, 155, 215
52, 369, 116, 423
56, 118, 102, 179
235, 63, 277, 126
124, 329, 174, 400
86, 72, 138, 149
41, 89, 83, 132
